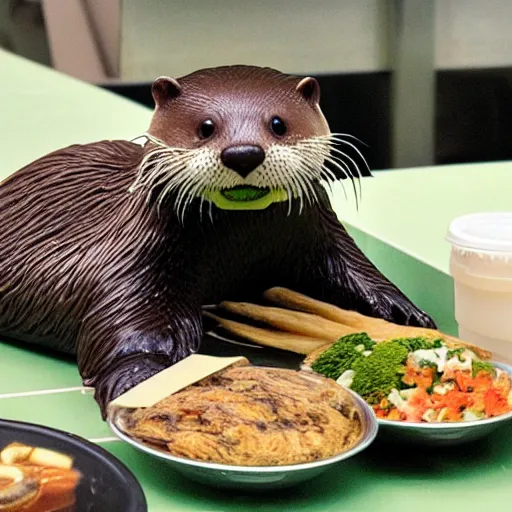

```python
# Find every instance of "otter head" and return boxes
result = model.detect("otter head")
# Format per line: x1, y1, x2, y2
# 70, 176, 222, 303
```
131, 65, 361, 219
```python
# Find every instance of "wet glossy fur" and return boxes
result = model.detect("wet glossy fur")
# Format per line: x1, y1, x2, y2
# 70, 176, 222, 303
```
0, 66, 435, 418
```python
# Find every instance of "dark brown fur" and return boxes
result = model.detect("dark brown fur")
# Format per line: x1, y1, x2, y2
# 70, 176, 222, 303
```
0, 66, 435, 418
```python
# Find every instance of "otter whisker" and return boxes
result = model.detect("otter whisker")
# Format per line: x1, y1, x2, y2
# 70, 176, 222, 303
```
303, 175, 320, 207
297, 138, 354, 183
139, 132, 170, 148
297, 140, 344, 172
295, 138, 346, 175
257, 147, 292, 188
325, 134, 370, 189
294, 138, 329, 157
208, 194, 213, 223
319, 162, 339, 183
290, 145, 321, 205
326, 132, 369, 148
130, 152, 168, 191
150, 164, 189, 193
324, 155, 359, 207
322, 169, 336, 198
131, 150, 194, 197
284, 169, 304, 213
326, 146, 363, 205
155, 168, 192, 215
214, 170, 244, 191
140, 151, 194, 185
286, 184, 293, 216
283, 166, 303, 214
293, 139, 359, 208
296, 151, 328, 181
147, 150, 194, 172
308, 133, 367, 203
174, 174, 199, 223
139, 144, 179, 162
286, 172, 304, 214
197, 182, 211, 223
140, 167, 189, 209
144, 145, 189, 159
322, 133, 371, 175
300, 152, 344, 200
147, 155, 192, 184
266, 164, 285, 192
172, 158, 217, 219
293, 143, 345, 201
297, 148, 334, 180
303, 138, 362, 205
177, 173, 209, 224
261, 148, 302, 214
291, 161, 318, 208
161, 167, 202, 220
136, 130, 364, 219
322, 160, 348, 200
327, 144, 364, 181
150, 152, 196, 179
137, 145, 191, 175
285, 153, 311, 213
263, 143, 321, 212
303, 169, 321, 205
188, 175, 210, 203
148, 161, 190, 211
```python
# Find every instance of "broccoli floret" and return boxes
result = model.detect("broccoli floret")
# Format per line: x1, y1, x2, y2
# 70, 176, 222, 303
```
311, 334, 452, 404
393, 336, 444, 352
471, 360, 496, 377
310, 332, 375, 380
350, 341, 409, 404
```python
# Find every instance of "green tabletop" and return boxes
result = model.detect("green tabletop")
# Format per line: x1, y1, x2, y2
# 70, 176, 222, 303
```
1, 49, 512, 511
330, 163, 512, 336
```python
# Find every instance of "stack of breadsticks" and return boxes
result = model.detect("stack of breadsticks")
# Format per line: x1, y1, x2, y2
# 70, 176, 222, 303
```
204, 287, 492, 364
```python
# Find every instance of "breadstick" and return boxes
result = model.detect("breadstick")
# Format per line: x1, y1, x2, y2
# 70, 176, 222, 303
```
263, 287, 365, 327
219, 301, 358, 341
263, 287, 492, 360
204, 312, 328, 354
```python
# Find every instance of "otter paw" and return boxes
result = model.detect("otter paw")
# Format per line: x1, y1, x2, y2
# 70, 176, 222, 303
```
93, 353, 169, 420
373, 296, 437, 329
388, 303, 436, 328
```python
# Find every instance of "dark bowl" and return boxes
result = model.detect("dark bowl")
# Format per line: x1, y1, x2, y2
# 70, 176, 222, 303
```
0, 419, 147, 512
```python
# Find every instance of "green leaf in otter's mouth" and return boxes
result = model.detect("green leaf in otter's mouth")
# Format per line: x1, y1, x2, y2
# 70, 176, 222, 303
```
220, 186, 270, 202
202, 188, 288, 211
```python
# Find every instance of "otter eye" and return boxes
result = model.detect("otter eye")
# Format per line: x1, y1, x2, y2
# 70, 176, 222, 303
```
198, 119, 215, 139
270, 116, 287, 137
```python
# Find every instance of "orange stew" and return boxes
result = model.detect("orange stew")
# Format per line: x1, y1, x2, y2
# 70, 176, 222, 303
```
0, 444, 80, 512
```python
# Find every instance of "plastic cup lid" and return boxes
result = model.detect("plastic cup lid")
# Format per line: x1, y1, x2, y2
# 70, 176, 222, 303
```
446, 212, 512, 252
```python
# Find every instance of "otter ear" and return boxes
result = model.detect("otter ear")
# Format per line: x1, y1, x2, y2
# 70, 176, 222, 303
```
152, 76, 182, 107
296, 77, 320, 104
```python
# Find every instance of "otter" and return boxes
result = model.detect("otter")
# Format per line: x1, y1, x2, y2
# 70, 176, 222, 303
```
0, 65, 435, 418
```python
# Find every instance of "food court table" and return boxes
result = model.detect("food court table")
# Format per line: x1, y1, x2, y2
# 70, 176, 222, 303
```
1, 49, 511, 511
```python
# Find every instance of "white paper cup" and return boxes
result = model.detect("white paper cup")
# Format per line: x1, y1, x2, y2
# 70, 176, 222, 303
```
446, 212, 512, 362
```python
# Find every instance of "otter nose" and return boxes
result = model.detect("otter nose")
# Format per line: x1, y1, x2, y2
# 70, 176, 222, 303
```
221, 145, 265, 178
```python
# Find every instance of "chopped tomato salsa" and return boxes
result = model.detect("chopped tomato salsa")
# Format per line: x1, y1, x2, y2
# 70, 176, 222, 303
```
373, 355, 512, 423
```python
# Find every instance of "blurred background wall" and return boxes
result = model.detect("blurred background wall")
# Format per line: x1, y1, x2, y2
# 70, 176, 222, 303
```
2, 0, 512, 173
